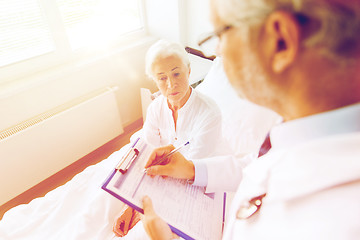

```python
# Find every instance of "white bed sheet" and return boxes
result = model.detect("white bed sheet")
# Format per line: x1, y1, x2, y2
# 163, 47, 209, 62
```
0, 132, 150, 240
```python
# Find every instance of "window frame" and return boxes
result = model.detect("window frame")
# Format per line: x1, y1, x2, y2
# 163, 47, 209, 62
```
0, 0, 147, 84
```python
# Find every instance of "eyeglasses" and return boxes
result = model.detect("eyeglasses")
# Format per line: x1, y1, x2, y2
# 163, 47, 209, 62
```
197, 25, 233, 56
198, 25, 233, 46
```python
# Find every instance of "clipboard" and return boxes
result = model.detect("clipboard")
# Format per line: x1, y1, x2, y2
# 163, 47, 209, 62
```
102, 138, 226, 240
102, 138, 145, 213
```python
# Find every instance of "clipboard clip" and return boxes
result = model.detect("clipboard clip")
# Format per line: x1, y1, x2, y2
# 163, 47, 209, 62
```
116, 138, 140, 174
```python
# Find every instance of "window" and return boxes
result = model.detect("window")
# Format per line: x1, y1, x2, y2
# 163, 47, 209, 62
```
0, 0, 144, 71
0, 0, 54, 67
57, 0, 143, 50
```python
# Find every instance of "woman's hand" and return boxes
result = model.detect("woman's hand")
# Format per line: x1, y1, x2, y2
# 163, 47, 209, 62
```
142, 196, 176, 240
145, 145, 195, 180
113, 206, 141, 237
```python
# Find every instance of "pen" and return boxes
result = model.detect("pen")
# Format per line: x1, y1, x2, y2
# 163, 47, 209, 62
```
135, 141, 190, 198
149, 141, 190, 167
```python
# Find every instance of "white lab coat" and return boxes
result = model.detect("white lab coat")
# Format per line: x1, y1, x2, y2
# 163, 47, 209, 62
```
223, 104, 360, 240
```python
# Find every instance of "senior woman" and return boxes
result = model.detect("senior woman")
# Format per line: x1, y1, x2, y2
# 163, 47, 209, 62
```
112, 39, 223, 237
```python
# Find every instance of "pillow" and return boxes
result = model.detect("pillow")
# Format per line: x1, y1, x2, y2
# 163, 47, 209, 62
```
196, 57, 282, 159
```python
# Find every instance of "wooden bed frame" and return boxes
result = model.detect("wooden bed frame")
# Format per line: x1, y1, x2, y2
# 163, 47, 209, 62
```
186, 46, 216, 61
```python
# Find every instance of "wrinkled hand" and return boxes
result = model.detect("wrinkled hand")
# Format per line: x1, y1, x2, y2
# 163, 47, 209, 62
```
145, 145, 195, 180
142, 196, 177, 240
113, 206, 141, 237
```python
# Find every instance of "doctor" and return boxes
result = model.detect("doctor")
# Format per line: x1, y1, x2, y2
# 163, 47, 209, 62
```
141, 0, 360, 239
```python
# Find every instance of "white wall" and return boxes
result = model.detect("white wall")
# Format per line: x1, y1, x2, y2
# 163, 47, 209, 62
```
144, 0, 213, 48
0, 38, 158, 132
145, 0, 183, 43
185, 0, 213, 48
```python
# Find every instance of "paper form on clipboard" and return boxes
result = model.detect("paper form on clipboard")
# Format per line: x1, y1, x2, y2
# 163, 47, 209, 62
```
102, 138, 225, 240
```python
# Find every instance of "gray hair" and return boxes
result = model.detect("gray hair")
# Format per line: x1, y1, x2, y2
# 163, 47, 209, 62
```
145, 39, 190, 79
213, 0, 360, 62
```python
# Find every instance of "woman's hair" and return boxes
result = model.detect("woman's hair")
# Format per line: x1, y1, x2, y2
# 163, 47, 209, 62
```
213, 0, 360, 62
145, 39, 190, 79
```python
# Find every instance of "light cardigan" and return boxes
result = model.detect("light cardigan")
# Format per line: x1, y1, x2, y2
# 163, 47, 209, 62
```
142, 88, 223, 186
223, 103, 360, 240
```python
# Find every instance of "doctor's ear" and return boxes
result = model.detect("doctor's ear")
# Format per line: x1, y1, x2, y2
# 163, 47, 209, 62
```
262, 10, 300, 73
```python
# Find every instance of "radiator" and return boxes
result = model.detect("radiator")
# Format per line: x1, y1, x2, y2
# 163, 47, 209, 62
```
0, 87, 123, 205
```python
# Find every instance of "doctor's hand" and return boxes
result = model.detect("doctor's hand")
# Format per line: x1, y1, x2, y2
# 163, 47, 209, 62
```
113, 206, 141, 237
142, 196, 177, 240
145, 145, 195, 181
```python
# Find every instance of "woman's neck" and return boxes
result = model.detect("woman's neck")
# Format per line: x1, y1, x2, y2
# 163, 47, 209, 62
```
167, 87, 192, 131
167, 87, 192, 112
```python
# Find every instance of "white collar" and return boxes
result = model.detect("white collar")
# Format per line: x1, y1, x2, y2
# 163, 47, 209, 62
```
179, 87, 195, 113
270, 103, 360, 149
265, 103, 360, 201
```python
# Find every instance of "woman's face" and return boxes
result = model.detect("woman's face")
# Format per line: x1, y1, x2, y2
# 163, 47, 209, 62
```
152, 55, 191, 108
